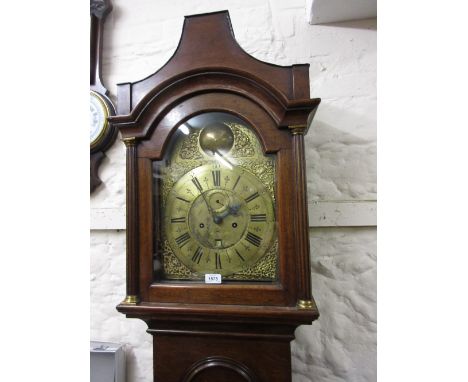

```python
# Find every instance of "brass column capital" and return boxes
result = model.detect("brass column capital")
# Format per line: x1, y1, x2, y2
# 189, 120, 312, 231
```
288, 124, 308, 135
122, 137, 137, 146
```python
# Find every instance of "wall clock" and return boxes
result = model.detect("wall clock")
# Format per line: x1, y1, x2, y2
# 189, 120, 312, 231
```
90, 0, 117, 193
109, 11, 320, 381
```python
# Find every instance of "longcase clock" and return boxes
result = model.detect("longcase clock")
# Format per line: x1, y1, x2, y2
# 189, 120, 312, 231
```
109, 11, 320, 382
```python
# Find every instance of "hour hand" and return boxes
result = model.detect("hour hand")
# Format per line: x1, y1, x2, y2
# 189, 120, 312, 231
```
228, 201, 241, 215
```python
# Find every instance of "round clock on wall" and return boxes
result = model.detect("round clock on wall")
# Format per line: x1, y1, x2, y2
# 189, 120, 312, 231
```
90, 91, 113, 150
109, 11, 320, 382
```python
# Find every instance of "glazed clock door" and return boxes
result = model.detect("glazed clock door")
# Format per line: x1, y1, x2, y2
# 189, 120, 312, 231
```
153, 112, 278, 283
134, 91, 300, 307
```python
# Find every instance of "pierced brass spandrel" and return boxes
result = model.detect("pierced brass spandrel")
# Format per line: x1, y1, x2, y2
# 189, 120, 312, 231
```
161, 239, 193, 279
179, 129, 204, 160
229, 124, 255, 158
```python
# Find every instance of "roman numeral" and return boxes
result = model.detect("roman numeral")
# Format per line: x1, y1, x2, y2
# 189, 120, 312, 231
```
235, 249, 245, 262
245, 232, 262, 247
215, 253, 222, 269
176, 196, 190, 203
212, 170, 221, 187
175, 232, 191, 248
245, 192, 259, 203
191, 247, 203, 264
250, 214, 266, 222
192, 177, 203, 192
171, 217, 186, 223
232, 175, 241, 190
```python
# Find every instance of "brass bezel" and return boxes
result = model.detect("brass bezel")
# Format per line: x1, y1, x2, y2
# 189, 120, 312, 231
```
90, 90, 111, 149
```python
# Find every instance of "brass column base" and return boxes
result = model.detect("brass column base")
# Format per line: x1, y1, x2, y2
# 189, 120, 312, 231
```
122, 295, 139, 304
297, 299, 316, 310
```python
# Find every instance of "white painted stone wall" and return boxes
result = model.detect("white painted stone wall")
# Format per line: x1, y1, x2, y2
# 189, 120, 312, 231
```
90, 1, 376, 381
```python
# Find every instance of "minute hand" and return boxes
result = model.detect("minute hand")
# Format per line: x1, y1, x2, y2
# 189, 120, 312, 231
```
197, 186, 222, 224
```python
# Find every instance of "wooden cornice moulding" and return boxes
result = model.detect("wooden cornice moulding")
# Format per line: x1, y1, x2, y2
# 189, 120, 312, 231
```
109, 11, 320, 138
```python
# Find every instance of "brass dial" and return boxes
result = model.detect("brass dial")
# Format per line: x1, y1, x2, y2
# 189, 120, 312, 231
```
164, 164, 275, 276
155, 112, 278, 281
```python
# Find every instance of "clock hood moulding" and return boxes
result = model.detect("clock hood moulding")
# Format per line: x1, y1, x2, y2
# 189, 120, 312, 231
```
109, 10, 320, 139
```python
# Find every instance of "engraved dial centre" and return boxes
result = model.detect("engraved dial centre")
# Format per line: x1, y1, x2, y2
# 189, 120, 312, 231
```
164, 164, 275, 276
188, 189, 248, 249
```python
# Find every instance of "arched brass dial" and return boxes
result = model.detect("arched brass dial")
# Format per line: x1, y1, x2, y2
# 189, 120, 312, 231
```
164, 164, 275, 276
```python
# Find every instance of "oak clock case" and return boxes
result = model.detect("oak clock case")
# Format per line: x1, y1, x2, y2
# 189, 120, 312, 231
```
109, 10, 320, 382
